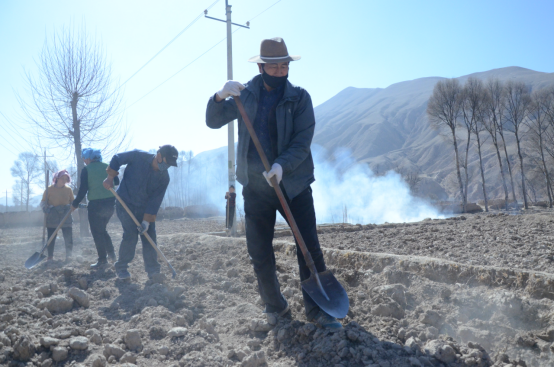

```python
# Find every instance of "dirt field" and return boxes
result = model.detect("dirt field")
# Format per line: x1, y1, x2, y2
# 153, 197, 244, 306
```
1, 210, 554, 367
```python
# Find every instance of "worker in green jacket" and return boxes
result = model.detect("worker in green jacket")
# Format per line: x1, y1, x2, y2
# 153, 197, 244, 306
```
72, 148, 119, 268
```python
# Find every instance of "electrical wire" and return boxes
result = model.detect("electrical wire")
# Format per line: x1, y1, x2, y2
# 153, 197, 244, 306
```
119, 0, 221, 88
248, 0, 282, 22
125, 32, 237, 110
124, 0, 284, 109
0, 127, 25, 156
0, 110, 32, 144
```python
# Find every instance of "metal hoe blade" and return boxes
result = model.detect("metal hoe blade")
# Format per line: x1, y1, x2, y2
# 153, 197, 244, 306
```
25, 252, 47, 269
301, 270, 350, 319
24, 208, 72, 270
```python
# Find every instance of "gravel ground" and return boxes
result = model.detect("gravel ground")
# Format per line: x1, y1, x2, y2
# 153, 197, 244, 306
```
280, 209, 554, 274
0, 212, 553, 366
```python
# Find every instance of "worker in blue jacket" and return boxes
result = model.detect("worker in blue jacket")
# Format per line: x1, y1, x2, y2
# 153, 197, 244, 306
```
206, 38, 341, 329
103, 145, 178, 280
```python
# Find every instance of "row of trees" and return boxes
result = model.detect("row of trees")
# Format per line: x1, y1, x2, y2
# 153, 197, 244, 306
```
427, 77, 554, 212
10, 152, 59, 211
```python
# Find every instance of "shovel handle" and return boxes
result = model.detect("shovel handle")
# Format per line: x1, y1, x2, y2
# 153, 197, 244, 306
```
109, 188, 177, 278
41, 209, 72, 254
233, 96, 317, 273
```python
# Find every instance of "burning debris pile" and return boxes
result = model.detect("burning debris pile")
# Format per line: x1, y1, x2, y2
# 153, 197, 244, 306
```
0, 212, 553, 366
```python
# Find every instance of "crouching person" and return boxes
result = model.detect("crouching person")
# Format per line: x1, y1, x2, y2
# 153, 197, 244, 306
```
103, 145, 178, 280
40, 169, 74, 262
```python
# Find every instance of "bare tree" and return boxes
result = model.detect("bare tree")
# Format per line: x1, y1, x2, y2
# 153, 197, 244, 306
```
393, 164, 422, 195
10, 152, 42, 212
483, 79, 513, 210
12, 180, 24, 211
539, 87, 554, 203
463, 78, 489, 211
18, 24, 127, 234
527, 88, 553, 207
427, 79, 466, 211
504, 81, 532, 209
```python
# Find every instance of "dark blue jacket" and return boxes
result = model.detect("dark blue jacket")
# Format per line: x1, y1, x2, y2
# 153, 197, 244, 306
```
206, 74, 316, 200
107, 150, 169, 222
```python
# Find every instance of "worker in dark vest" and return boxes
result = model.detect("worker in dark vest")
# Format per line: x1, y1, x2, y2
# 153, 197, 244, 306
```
72, 148, 119, 268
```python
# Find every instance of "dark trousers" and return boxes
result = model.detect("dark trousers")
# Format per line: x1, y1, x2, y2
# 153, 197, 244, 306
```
114, 203, 160, 275
47, 227, 73, 257
226, 204, 235, 228
88, 197, 116, 261
243, 173, 326, 320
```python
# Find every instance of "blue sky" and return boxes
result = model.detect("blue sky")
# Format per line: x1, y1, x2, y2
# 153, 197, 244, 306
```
1, 0, 553, 203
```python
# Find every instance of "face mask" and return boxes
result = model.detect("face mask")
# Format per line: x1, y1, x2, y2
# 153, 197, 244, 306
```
262, 67, 288, 89
158, 160, 169, 171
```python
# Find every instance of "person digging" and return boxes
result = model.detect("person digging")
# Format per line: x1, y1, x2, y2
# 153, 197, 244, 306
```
40, 169, 74, 262
72, 148, 120, 269
103, 145, 178, 280
206, 37, 342, 329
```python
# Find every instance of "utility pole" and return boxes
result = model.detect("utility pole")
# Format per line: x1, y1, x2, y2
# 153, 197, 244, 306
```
205, 1, 249, 236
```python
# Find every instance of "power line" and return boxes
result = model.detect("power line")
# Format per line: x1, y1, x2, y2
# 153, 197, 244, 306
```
126, 29, 241, 110
248, 0, 282, 22
0, 123, 26, 156
0, 110, 31, 144
119, 0, 221, 88
123, 0, 282, 109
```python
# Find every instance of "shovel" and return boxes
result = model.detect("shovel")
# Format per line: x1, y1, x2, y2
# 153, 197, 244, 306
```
233, 95, 349, 319
109, 188, 177, 279
25, 208, 72, 269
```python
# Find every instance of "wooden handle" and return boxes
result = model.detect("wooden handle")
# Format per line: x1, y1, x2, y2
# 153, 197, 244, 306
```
233, 96, 317, 272
45, 209, 72, 248
109, 188, 177, 277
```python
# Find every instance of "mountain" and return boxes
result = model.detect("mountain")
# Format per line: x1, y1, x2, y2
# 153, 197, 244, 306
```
313, 67, 554, 201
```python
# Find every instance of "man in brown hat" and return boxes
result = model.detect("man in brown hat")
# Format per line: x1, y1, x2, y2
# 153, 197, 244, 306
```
206, 38, 341, 329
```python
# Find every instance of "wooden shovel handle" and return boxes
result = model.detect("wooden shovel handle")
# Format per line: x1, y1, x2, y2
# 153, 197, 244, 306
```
44, 209, 72, 249
233, 96, 317, 272
109, 188, 177, 277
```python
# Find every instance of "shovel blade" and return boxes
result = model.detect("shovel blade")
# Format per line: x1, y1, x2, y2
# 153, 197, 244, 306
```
301, 270, 349, 319
25, 252, 46, 269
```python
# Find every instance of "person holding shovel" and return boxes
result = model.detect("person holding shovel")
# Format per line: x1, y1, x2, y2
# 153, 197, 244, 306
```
206, 38, 342, 329
72, 148, 119, 268
40, 169, 74, 262
102, 146, 178, 280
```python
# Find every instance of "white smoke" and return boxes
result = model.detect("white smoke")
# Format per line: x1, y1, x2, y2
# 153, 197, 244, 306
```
310, 145, 443, 224
165, 144, 444, 224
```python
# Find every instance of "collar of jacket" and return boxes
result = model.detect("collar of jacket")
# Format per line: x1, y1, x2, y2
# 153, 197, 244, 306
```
245, 74, 299, 104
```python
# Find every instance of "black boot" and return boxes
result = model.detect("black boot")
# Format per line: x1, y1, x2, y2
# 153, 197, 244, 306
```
90, 259, 108, 269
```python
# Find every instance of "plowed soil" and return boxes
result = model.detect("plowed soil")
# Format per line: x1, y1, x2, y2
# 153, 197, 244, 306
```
1, 210, 554, 367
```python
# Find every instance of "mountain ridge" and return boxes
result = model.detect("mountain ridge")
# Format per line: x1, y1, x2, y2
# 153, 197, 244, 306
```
313, 66, 554, 201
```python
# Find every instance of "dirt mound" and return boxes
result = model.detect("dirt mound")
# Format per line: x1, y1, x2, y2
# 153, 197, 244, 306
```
0, 213, 553, 366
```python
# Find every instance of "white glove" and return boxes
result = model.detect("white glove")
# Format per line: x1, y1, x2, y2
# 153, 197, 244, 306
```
138, 220, 150, 235
263, 163, 283, 187
217, 80, 245, 100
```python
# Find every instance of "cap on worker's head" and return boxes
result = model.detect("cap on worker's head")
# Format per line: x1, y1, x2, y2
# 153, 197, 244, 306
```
81, 148, 102, 162
158, 145, 178, 167
248, 37, 301, 63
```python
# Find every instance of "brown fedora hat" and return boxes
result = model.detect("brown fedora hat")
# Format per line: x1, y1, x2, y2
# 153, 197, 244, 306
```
247, 37, 301, 63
